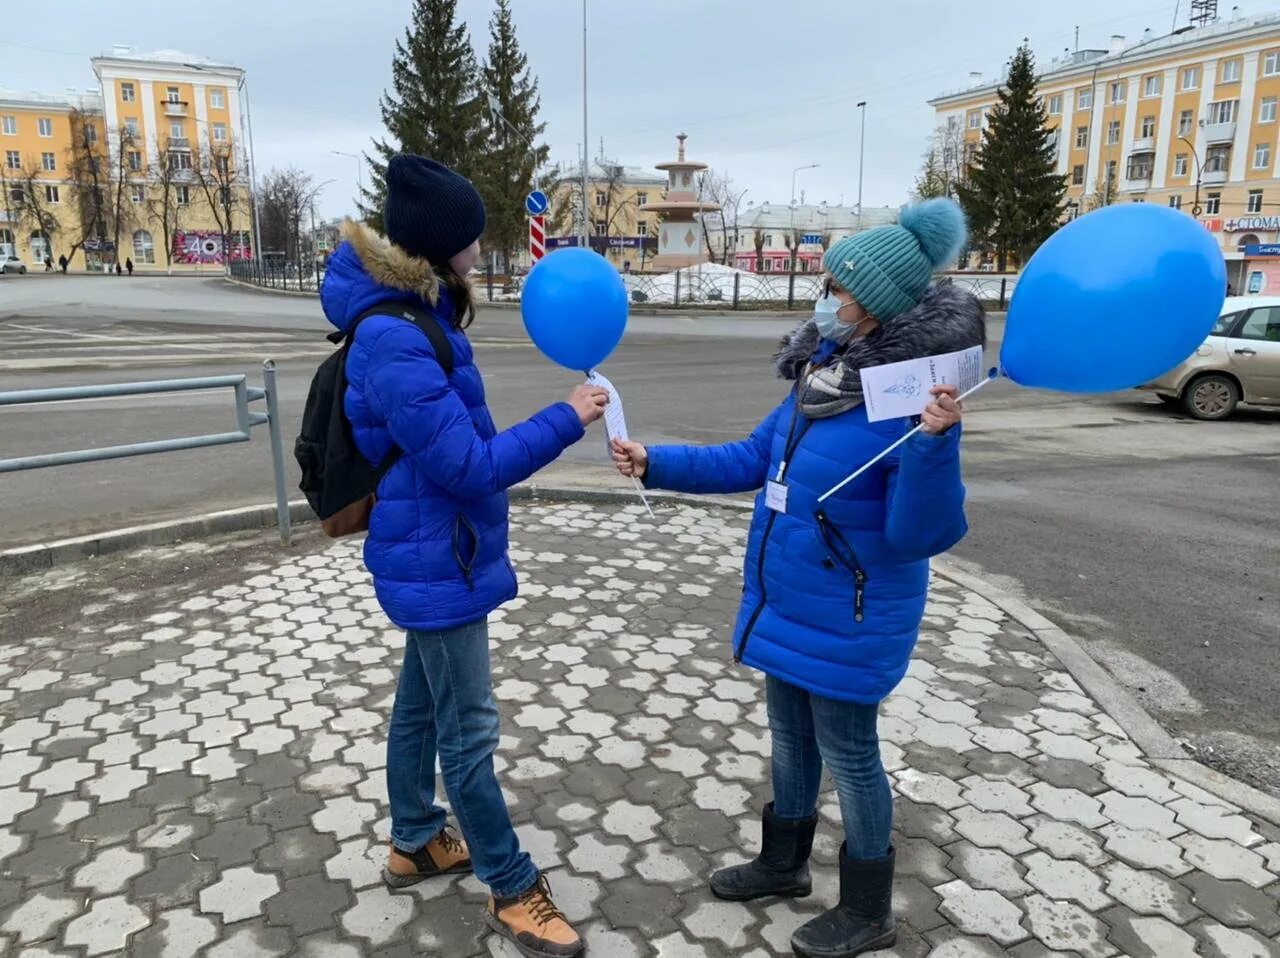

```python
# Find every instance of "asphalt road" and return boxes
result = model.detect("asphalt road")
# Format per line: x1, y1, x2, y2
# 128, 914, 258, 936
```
2, 273, 1278, 796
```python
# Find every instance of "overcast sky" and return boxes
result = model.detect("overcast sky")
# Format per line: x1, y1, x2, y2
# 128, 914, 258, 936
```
4, 0, 1275, 222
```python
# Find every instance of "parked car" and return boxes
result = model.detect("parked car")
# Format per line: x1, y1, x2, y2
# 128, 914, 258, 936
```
0, 254, 28, 274
1141, 296, 1280, 420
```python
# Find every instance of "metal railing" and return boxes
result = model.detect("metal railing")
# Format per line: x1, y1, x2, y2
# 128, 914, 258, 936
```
0, 360, 292, 543
230, 260, 326, 293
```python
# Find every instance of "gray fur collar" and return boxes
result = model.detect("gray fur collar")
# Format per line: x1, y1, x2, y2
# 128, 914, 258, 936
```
775, 283, 987, 419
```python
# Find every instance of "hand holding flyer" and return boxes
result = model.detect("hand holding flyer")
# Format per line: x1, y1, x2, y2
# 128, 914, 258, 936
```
859, 345, 985, 423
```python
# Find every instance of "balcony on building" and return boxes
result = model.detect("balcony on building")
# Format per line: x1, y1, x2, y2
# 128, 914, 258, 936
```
1202, 167, 1230, 185
163, 99, 189, 118
1126, 152, 1155, 188
1201, 120, 1237, 144
1130, 134, 1155, 153
1203, 147, 1231, 185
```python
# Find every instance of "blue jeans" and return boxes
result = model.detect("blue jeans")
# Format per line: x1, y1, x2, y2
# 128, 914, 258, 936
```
767, 674, 893, 860
386, 620, 537, 899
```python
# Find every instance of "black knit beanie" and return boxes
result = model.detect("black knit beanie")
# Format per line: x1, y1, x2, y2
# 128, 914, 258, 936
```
383, 154, 486, 265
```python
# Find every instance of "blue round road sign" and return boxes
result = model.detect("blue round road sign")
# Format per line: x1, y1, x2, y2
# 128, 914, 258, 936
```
525, 190, 549, 216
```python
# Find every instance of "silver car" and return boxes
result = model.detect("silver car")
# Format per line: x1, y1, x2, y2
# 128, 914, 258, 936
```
1142, 296, 1280, 420
0, 254, 28, 274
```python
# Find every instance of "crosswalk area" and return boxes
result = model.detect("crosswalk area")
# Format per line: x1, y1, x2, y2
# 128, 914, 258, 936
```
0, 319, 335, 372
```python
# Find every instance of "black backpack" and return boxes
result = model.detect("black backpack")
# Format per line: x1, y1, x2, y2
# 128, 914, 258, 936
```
295, 303, 454, 537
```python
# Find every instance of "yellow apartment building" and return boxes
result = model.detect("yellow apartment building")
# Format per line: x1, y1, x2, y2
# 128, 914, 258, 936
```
930, 10, 1280, 280
1, 46, 252, 272
545, 158, 667, 271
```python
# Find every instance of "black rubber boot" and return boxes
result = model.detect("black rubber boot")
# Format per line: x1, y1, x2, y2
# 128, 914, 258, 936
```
709, 803, 817, 901
791, 843, 896, 958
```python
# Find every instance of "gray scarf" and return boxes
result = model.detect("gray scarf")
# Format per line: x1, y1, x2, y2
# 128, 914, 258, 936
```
775, 283, 988, 419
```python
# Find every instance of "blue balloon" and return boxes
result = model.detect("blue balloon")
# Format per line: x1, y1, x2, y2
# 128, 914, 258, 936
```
521, 248, 629, 371
1001, 204, 1225, 393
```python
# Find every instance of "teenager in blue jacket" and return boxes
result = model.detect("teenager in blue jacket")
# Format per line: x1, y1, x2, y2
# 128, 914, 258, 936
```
322, 154, 604, 958
612, 199, 985, 958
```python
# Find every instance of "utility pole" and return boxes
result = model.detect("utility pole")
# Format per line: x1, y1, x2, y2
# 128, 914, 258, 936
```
580, 0, 590, 250
856, 101, 867, 231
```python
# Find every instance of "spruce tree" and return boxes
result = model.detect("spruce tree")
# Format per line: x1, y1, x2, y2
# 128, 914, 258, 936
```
955, 44, 1067, 270
475, 0, 550, 273
362, 0, 483, 231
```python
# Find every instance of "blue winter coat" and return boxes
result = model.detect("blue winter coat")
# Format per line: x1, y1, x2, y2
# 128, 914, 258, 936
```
645, 285, 985, 703
321, 221, 584, 631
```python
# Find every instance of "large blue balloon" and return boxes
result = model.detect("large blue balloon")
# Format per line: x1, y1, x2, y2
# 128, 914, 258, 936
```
521, 248, 629, 371
1001, 204, 1225, 393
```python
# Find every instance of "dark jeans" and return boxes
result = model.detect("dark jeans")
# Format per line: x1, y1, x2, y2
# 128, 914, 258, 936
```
767, 674, 893, 860
386, 620, 537, 898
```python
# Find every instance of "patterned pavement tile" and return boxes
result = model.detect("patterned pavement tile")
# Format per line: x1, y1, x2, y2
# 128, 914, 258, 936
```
2, 501, 1278, 957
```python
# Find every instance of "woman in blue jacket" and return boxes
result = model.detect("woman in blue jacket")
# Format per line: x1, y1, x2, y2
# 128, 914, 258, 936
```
322, 154, 603, 958
612, 199, 985, 958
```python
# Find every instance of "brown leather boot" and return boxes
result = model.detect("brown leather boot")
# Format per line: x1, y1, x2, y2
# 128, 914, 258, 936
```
485, 874, 584, 957
382, 826, 472, 888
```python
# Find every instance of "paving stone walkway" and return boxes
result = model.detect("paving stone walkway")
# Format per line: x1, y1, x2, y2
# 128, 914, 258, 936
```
1, 501, 1278, 958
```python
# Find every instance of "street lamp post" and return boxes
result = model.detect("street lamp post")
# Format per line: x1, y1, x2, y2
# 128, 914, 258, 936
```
856, 101, 867, 231
234, 74, 264, 270
791, 164, 820, 207
1179, 135, 1206, 217
580, 0, 590, 250
331, 150, 364, 199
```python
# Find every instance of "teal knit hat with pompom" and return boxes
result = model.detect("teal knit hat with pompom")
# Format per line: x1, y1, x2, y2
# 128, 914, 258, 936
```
822, 198, 967, 322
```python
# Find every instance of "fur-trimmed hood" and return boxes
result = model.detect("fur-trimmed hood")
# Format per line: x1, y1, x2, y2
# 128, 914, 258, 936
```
775, 281, 986, 419
321, 219, 441, 335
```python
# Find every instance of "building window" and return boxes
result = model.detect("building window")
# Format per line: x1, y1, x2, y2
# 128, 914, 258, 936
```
41, 152, 55, 171
124, 117, 139, 135
86, 123, 97, 143
1255, 143, 1271, 169
1248, 189, 1264, 213
133, 229, 155, 264
1266, 52, 1280, 77
946, 116, 960, 133
1262, 98, 1278, 124
1222, 59, 1242, 83
2, 116, 16, 136
592, 218, 606, 234
44, 185, 59, 203
1142, 75, 1162, 98
1107, 121, 1121, 145
121, 82, 135, 102
1206, 192, 1221, 214
1206, 145, 1231, 173
1174, 153, 1189, 176
211, 88, 226, 109
1048, 93, 1063, 115
175, 185, 190, 206
967, 110, 981, 129
30, 231, 48, 263
168, 151, 192, 171
764, 233, 774, 247
128, 151, 142, 171
637, 221, 648, 237
1182, 65, 1201, 90
1140, 116, 1156, 139
37, 118, 53, 137
170, 122, 184, 140
1077, 86, 1094, 110
215, 154, 229, 176
4, 150, 19, 170
217, 186, 231, 208
594, 191, 605, 208
1109, 81, 1126, 104
131, 184, 145, 204
1127, 154, 1154, 180
1075, 126, 1089, 148
166, 86, 181, 104
1178, 110, 1194, 136
636, 193, 648, 207
1065, 201, 1080, 220
1106, 160, 1118, 181
1169, 194, 1183, 209
1071, 164, 1084, 185
213, 123, 227, 142
1207, 99, 1238, 125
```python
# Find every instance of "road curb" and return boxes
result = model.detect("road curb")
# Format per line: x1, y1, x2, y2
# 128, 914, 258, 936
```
5, 486, 1275, 824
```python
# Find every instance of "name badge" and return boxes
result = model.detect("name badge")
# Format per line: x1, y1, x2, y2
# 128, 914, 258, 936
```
765, 481, 789, 514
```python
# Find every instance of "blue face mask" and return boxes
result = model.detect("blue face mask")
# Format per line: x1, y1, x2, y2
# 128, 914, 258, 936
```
813, 293, 855, 342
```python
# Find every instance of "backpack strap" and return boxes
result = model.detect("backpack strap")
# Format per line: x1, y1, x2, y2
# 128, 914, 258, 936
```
343, 302, 458, 480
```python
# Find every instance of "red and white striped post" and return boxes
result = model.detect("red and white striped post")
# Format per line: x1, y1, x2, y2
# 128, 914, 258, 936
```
529, 214, 546, 263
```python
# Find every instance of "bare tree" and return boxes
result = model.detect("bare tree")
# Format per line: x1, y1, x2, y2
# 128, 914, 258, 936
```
193, 138, 245, 270
9, 160, 62, 262
109, 124, 142, 266
147, 135, 189, 274
695, 170, 746, 265
591, 160, 631, 254
913, 123, 971, 201
64, 109, 111, 264
258, 167, 314, 262
753, 228, 766, 274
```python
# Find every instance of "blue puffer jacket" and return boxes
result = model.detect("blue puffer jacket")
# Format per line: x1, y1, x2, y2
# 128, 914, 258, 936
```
645, 285, 984, 703
321, 221, 584, 631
